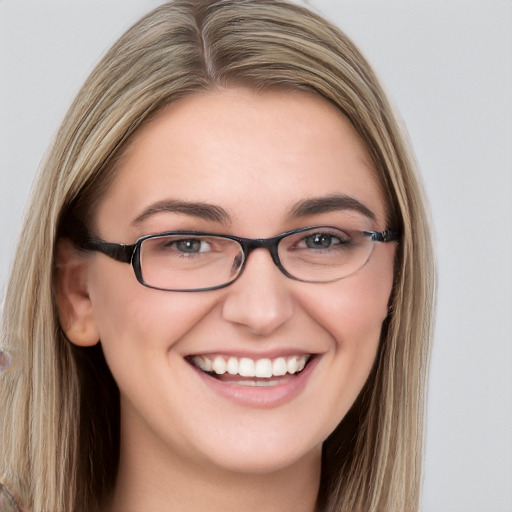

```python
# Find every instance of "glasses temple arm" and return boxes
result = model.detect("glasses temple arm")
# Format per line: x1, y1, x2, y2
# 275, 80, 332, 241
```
81, 238, 135, 263
367, 230, 400, 242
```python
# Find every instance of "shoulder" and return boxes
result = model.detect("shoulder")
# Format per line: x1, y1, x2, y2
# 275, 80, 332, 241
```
0, 483, 22, 512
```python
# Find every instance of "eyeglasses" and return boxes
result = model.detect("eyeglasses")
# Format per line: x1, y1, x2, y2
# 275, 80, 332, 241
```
79, 226, 399, 292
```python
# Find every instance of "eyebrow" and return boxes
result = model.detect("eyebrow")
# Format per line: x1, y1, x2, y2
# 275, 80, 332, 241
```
131, 193, 374, 227
131, 199, 231, 226
289, 194, 375, 220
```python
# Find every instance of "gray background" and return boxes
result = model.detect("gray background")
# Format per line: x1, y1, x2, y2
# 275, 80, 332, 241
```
1, 1, 511, 511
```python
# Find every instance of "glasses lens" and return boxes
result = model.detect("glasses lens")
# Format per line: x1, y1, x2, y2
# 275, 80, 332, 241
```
139, 234, 243, 290
278, 226, 374, 282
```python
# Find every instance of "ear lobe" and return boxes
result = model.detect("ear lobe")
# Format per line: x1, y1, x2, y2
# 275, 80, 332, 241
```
54, 238, 100, 347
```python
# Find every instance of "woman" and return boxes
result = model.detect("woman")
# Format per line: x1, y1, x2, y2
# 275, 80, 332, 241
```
0, 1, 435, 511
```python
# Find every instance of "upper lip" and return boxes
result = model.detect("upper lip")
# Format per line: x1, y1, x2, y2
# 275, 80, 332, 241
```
185, 349, 318, 359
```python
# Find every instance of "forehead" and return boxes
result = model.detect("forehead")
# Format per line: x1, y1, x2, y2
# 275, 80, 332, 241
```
96, 87, 388, 236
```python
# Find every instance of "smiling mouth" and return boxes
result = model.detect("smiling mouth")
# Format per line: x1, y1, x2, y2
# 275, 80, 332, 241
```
188, 354, 312, 387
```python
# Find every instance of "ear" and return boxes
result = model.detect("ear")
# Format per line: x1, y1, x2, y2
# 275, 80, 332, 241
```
54, 238, 100, 347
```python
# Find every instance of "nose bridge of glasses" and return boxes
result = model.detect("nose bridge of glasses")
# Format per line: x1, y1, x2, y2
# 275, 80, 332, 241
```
241, 236, 283, 271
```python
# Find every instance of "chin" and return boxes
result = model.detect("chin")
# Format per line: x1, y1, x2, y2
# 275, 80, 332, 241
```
200, 441, 322, 476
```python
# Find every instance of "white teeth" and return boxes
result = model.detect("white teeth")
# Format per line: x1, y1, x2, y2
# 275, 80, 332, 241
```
192, 354, 310, 378
287, 355, 299, 374
194, 356, 212, 372
233, 379, 281, 387
239, 357, 255, 377
226, 357, 239, 375
212, 356, 227, 375
203, 356, 213, 372
272, 357, 287, 376
255, 359, 273, 378
255, 379, 280, 387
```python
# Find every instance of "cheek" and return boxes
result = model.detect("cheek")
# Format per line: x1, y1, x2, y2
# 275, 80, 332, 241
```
87, 258, 215, 357
299, 245, 395, 399
301, 250, 394, 430
308, 255, 393, 343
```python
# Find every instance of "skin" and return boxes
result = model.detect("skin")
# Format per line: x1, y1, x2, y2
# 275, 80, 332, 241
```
56, 88, 396, 512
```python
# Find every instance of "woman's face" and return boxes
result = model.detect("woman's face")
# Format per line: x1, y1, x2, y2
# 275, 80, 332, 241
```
70, 88, 395, 476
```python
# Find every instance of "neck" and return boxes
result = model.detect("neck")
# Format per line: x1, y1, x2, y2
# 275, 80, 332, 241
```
107, 450, 321, 512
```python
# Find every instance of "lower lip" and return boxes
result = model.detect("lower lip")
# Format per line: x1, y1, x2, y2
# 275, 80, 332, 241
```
189, 356, 319, 409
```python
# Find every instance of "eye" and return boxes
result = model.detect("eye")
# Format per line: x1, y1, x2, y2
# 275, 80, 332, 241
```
302, 232, 342, 249
285, 228, 355, 255
171, 238, 211, 254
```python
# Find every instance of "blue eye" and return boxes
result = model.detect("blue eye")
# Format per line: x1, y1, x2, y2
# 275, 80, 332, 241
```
303, 232, 343, 249
171, 238, 212, 254
150, 237, 213, 256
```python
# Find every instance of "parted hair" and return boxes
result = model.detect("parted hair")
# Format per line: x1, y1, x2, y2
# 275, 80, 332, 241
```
0, 1, 435, 511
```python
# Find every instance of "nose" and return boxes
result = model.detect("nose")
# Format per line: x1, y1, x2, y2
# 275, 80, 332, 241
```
221, 248, 294, 336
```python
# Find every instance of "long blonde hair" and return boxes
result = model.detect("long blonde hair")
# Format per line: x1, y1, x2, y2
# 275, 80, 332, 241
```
0, 1, 435, 510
